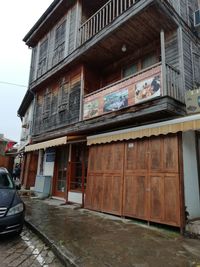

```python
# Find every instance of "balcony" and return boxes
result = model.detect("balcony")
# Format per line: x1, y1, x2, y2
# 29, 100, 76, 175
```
79, 0, 179, 47
29, 0, 179, 92
83, 62, 184, 122
79, 0, 139, 45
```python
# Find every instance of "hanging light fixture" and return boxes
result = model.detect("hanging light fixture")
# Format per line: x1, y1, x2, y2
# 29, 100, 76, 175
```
121, 44, 127, 52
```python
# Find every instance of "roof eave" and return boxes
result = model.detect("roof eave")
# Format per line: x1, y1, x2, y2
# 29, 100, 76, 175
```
23, 0, 74, 47
17, 90, 34, 117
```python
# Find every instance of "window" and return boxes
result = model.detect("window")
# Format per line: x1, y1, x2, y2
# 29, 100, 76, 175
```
69, 143, 88, 192
55, 21, 66, 49
34, 96, 43, 135
142, 54, 157, 69
52, 21, 66, 65
58, 80, 70, 109
43, 89, 51, 115
51, 92, 58, 114
122, 63, 138, 78
193, 52, 200, 87
38, 38, 48, 76
0, 173, 14, 189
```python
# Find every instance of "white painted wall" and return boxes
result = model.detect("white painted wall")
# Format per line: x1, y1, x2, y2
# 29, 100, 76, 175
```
182, 131, 200, 219
68, 191, 83, 204
44, 160, 55, 176
43, 150, 55, 176
18, 101, 33, 151
36, 149, 55, 177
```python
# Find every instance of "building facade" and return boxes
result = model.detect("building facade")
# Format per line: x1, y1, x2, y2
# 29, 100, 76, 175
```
19, 0, 200, 230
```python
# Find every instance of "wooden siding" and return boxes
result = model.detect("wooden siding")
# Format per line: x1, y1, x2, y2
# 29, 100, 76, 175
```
180, 0, 199, 28
167, 0, 180, 14
29, 47, 38, 83
68, 5, 78, 54
192, 42, 200, 87
85, 134, 183, 227
165, 30, 179, 69
29, 3, 79, 82
180, 0, 188, 23
33, 68, 81, 136
182, 29, 194, 91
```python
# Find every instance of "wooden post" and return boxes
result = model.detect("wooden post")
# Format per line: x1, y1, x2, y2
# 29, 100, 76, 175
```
177, 26, 185, 103
66, 144, 72, 203
160, 29, 167, 96
81, 147, 85, 208
79, 66, 84, 121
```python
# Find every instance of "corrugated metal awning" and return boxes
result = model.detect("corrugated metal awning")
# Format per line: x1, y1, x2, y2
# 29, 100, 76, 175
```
87, 114, 200, 146
25, 136, 67, 152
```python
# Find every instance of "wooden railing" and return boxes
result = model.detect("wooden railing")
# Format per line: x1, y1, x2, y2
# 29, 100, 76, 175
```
166, 63, 183, 102
83, 62, 183, 120
78, 0, 179, 46
79, 0, 139, 45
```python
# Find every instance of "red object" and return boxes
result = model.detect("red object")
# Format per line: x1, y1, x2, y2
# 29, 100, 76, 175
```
5, 141, 15, 152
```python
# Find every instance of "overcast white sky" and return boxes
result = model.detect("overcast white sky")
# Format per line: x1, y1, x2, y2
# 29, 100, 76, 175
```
0, 0, 53, 142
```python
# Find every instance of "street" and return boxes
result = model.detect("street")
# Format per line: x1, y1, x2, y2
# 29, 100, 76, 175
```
0, 227, 63, 267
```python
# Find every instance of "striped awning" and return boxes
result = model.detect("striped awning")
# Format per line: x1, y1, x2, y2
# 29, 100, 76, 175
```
87, 114, 200, 146
25, 136, 67, 152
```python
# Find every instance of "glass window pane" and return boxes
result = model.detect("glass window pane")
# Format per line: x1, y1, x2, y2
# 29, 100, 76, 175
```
123, 64, 137, 78
142, 54, 157, 69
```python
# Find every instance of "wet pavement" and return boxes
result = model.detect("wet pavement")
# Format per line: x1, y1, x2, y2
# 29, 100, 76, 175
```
0, 226, 63, 267
24, 197, 200, 267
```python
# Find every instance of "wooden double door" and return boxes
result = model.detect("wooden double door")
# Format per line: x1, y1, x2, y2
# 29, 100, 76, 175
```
22, 152, 38, 189
85, 134, 183, 227
53, 146, 69, 198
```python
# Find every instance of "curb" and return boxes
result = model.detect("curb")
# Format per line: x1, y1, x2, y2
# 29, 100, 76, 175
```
24, 219, 77, 267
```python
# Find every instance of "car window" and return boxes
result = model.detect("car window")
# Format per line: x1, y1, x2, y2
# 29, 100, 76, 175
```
0, 173, 14, 189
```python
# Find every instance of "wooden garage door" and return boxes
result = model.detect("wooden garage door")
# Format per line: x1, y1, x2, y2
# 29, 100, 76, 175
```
85, 143, 124, 215
85, 134, 182, 226
123, 134, 181, 226
123, 139, 149, 220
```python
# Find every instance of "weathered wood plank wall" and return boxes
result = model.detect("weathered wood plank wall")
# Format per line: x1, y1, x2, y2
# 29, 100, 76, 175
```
165, 30, 179, 68
29, 3, 79, 83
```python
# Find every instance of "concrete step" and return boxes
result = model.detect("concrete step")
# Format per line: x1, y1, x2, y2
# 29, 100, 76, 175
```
186, 219, 200, 238
19, 189, 36, 197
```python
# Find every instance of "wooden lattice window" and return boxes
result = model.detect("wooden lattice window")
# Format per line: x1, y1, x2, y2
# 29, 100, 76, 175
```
58, 80, 70, 111
51, 91, 58, 114
34, 95, 43, 135
55, 21, 66, 49
38, 38, 48, 76
43, 89, 51, 116
193, 52, 200, 87
52, 21, 66, 65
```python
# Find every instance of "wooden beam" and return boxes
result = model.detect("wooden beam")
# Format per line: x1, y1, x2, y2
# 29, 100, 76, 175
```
31, 97, 186, 143
177, 26, 185, 101
79, 65, 84, 120
160, 29, 167, 96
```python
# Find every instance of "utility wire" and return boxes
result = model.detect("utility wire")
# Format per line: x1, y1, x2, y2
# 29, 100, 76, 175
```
0, 81, 27, 88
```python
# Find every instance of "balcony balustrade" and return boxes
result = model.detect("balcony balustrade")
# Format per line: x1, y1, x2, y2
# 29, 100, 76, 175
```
79, 0, 179, 46
83, 62, 183, 121
79, 0, 139, 45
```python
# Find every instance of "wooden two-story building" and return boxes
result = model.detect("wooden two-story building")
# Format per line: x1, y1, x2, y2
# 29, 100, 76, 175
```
19, 0, 200, 230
